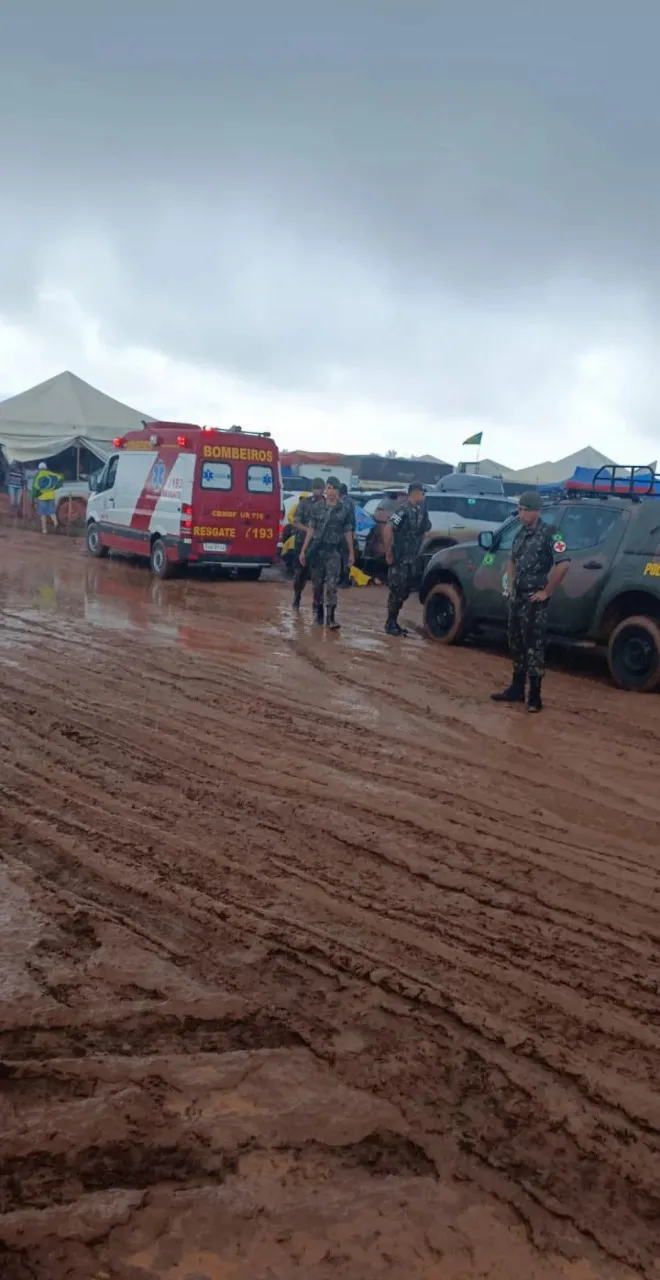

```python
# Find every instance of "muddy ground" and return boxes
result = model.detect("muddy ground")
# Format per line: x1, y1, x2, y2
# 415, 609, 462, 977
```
1, 528, 659, 1280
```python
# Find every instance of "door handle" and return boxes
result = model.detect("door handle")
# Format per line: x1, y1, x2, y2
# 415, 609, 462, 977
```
453, 524, 466, 529
584, 560, 602, 569
108, 498, 115, 507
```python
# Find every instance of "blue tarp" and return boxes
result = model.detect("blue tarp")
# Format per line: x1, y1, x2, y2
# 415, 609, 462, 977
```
354, 504, 376, 534
539, 466, 660, 496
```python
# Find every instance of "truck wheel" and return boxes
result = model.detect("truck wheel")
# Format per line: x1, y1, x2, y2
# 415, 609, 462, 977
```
86, 522, 108, 558
150, 538, 175, 579
607, 616, 660, 692
424, 582, 465, 644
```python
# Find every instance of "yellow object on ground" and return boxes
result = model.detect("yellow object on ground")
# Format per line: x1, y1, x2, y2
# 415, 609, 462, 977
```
350, 564, 371, 586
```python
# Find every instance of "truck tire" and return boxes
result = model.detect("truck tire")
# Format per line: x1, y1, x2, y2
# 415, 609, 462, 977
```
607, 615, 660, 692
86, 522, 108, 558
150, 537, 176, 579
423, 582, 465, 645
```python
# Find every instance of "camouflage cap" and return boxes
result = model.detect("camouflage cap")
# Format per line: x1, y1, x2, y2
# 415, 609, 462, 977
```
311, 477, 326, 489
518, 490, 542, 511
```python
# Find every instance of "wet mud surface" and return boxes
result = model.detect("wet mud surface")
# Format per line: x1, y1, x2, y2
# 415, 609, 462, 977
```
1, 530, 659, 1279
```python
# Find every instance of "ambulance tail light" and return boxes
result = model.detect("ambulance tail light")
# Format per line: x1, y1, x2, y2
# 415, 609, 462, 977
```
177, 435, 189, 448
181, 502, 193, 533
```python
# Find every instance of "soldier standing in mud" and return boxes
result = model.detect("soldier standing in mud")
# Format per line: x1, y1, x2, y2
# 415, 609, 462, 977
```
383, 482, 431, 636
492, 490, 570, 713
291, 478, 326, 610
299, 476, 354, 629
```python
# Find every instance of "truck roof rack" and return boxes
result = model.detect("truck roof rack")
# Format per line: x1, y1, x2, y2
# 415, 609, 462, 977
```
562, 465, 660, 502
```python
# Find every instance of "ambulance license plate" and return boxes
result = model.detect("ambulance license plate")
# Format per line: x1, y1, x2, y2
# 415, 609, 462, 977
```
203, 542, 227, 552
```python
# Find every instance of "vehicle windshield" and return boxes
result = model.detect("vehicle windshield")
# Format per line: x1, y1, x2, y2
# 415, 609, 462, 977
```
496, 506, 560, 550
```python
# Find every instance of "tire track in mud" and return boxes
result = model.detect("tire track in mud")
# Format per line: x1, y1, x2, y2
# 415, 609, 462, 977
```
1, 546, 659, 1277
4, 775, 660, 1268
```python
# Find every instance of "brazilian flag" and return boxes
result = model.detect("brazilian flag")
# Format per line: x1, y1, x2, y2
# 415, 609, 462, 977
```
462, 432, 483, 446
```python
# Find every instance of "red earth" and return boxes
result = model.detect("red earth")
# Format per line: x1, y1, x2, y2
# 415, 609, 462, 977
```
0, 528, 658, 1280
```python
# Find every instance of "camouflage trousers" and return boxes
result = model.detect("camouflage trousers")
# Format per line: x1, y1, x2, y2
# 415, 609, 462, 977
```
387, 556, 417, 618
508, 596, 549, 681
292, 552, 310, 596
312, 549, 342, 611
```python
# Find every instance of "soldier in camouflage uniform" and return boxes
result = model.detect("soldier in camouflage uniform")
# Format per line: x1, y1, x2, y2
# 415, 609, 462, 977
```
383, 482, 431, 636
292, 478, 326, 610
338, 483, 356, 587
300, 476, 354, 629
492, 490, 570, 712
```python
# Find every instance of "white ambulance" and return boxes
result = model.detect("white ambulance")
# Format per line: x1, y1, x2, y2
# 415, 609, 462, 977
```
86, 422, 282, 579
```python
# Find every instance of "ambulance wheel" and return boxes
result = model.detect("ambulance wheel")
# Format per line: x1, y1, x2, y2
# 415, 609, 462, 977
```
86, 522, 108, 558
236, 566, 262, 581
607, 616, 660, 691
150, 538, 175, 579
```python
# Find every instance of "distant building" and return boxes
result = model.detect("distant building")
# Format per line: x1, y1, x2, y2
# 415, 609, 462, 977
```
280, 450, 452, 489
343, 454, 452, 488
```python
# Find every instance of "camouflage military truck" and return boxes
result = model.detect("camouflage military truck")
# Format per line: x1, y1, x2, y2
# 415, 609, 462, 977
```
418, 468, 660, 692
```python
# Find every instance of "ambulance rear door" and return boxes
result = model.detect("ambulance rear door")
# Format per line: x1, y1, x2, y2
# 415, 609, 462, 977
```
193, 439, 280, 564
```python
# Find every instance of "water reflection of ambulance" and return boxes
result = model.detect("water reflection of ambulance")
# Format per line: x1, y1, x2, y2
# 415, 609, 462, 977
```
86, 423, 282, 579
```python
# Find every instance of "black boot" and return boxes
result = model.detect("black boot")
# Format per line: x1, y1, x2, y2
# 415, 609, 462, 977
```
326, 607, 341, 630
292, 588, 302, 611
385, 615, 407, 637
314, 601, 324, 625
527, 679, 543, 713
491, 672, 526, 703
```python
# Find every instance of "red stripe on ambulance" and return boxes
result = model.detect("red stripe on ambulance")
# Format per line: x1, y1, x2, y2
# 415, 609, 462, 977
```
130, 449, 178, 533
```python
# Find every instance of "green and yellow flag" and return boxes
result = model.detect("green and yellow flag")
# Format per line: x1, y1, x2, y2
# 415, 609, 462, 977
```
462, 432, 483, 447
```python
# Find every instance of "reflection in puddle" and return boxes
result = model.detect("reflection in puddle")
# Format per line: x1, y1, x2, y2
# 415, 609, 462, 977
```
0, 552, 390, 697
336, 687, 380, 727
344, 633, 383, 653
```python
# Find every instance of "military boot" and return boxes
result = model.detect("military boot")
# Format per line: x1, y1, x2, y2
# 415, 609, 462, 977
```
491, 672, 526, 704
527, 678, 543, 713
385, 615, 407, 637
292, 587, 302, 611
314, 600, 325, 626
326, 607, 341, 630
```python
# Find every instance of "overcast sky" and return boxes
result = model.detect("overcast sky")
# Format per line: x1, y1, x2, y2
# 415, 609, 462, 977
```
1, 0, 659, 467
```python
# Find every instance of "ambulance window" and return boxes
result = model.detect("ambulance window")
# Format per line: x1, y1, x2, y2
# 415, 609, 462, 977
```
106, 456, 119, 489
247, 465, 274, 493
201, 461, 232, 490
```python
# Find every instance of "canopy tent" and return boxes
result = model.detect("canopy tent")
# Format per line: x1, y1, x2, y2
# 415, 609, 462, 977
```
0, 370, 153, 464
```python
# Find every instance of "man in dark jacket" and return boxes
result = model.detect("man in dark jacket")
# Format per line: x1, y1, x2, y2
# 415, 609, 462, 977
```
491, 490, 570, 712
338, 483, 356, 587
383, 482, 431, 636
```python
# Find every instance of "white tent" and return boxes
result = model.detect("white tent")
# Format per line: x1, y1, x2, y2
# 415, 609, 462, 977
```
0, 370, 154, 464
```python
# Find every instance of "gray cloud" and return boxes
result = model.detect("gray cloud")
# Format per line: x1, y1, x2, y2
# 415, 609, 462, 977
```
2, 0, 660, 445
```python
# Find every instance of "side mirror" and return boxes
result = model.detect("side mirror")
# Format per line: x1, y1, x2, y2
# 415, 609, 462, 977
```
88, 474, 98, 492
478, 530, 494, 550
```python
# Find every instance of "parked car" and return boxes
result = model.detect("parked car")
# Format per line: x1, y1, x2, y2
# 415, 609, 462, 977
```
419, 478, 660, 691
433, 472, 506, 496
